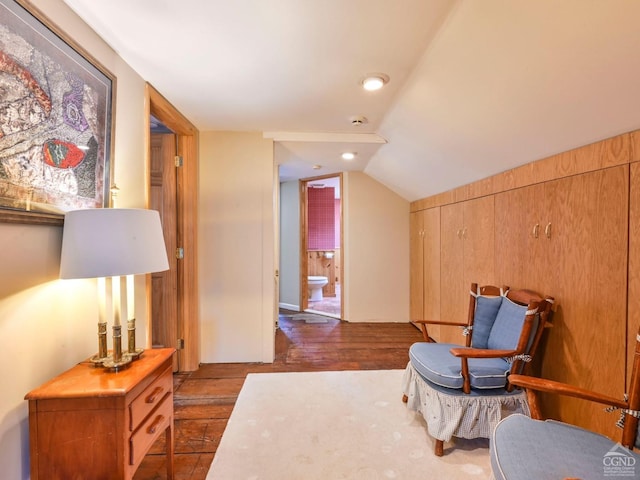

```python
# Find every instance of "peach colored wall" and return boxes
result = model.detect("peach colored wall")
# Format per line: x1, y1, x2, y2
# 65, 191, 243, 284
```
198, 131, 276, 362
0, 1, 149, 477
343, 172, 410, 322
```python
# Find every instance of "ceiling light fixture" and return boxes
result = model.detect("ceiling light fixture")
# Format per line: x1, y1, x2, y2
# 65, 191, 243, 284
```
341, 152, 356, 161
312, 165, 322, 170
362, 73, 389, 91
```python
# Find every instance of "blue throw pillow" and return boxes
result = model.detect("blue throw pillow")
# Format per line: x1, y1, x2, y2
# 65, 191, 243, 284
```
472, 295, 503, 348
487, 297, 529, 350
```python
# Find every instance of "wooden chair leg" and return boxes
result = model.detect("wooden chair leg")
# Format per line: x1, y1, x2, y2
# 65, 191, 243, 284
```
402, 394, 408, 403
435, 439, 444, 456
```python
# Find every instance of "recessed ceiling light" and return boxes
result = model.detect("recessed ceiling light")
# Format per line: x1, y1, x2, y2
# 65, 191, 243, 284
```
362, 73, 389, 91
312, 164, 322, 170
341, 152, 356, 161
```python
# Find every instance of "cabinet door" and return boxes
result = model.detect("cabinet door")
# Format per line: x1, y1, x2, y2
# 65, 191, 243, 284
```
628, 163, 640, 386
495, 183, 546, 291
541, 165, 629, 439
422, 207, 441, 323
409, 211, 424, 322
440, 202, 465, 328
440, 197, 494, 343
463, 195, 495, 290
410, 208, 441, 337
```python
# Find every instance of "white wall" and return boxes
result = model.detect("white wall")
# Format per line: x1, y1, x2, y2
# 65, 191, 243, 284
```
278, 180, 300, 310
343, 171, 410, 322
199, 131, 276, 363
0, 1, 149, 477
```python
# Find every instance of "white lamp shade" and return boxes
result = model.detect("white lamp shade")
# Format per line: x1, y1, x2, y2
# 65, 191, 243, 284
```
60, 208, 170, 279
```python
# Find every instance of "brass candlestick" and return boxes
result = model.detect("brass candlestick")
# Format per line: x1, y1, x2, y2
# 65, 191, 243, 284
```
89, 321, 109, 366
126, 318, 144, 360
103, 324, 132, 371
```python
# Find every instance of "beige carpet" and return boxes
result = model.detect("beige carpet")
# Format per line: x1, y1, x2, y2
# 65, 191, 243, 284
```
206, 370, 492, 479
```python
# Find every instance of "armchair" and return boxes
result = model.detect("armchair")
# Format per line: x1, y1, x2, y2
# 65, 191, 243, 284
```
402, 283, 554, 456
490, 323, 640, 479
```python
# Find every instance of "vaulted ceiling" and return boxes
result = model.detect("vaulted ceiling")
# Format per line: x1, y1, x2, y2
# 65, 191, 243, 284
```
62, 0, 640, 201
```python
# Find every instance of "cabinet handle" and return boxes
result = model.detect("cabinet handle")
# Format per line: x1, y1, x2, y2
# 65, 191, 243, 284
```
545, 222, 552, 239
145, 386, 164, 404
532, 224, 540, 238
462, 227, 467, 240
147, 414, 165, 435
456, 229, 462, 239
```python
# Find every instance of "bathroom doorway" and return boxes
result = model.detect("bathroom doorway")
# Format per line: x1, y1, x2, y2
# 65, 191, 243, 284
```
300, 174, 343, 318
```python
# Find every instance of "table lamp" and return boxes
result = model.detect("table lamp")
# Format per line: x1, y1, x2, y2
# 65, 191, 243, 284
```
60, 208, 169, 370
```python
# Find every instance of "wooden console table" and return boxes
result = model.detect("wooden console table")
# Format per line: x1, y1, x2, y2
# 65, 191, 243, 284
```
25, 348, 175, 480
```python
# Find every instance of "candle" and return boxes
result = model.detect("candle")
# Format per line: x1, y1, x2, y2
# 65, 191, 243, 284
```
105, 275, 113, 324
120, 276, 128, 323
112, 276, 121, 327
126, 275, 135, 320
97, 277, 106, 324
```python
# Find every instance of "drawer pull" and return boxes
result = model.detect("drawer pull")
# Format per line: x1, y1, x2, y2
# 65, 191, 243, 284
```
147, 415, 165, 435
146, 386, 164, 404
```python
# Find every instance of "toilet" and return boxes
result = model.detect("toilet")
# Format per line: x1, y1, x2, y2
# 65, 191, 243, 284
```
308, 276, 329, 301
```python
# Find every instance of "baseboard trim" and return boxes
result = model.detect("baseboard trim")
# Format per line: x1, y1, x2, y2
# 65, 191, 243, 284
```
279, 302, 300, 311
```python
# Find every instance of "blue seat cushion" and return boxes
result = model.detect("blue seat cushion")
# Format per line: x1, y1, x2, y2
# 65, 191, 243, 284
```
487, 296, 529, 350
409, 342, 512, 390
472, 295, 503, 348
491, 414, 640, 480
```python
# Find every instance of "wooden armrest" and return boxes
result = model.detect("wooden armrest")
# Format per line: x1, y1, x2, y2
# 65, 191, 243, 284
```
508, 374, 628, 409
414, 320, 468, 327
449, 347, 518, 358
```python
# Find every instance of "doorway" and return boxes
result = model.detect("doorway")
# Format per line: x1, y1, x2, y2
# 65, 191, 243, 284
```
301, 174, 343, 318
146, 84, 199, 372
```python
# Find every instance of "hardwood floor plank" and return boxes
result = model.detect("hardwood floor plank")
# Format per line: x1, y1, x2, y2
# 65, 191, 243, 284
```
133, 316, 423, 480
175, 404, 234, 420
176, 377, 246, 399
134, 453, 214, 480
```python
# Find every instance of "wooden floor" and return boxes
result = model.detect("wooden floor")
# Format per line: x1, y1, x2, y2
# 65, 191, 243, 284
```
133, 314, 423, 480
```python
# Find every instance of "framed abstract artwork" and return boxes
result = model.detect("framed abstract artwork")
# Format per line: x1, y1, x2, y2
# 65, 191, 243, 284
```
0, 0, 114, 225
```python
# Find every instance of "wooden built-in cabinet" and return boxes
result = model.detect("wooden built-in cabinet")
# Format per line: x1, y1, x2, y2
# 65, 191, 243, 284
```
495, 166, 629, 439
410, 129, 640, 440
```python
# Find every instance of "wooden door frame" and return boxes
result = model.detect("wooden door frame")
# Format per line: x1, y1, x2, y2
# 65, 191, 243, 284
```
299, 173, 343, 317
145, 84, 200, 371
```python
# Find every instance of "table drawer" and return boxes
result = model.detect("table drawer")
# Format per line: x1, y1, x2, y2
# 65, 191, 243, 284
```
130, 391, 173, 468
129, 366, 173, 431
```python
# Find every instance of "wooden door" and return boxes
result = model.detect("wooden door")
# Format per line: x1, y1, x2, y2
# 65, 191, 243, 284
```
540, 165, 629, 439
150, 133, 179, 370
148, 84, 199, 372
